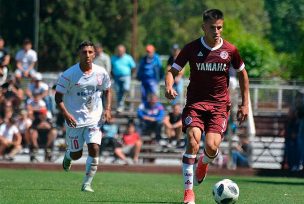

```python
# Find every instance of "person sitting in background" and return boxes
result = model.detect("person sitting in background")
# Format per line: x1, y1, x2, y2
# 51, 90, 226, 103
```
15, 38, 37, 81
28, 108, 57, 162
100, 117, 129, 164
231, 134, 252, 169
0, 36, 10, 86
137, 94, 165, 142
25, 72, 49, 101
16, 110, 32, 150
122, 120, 142, 163
0, 117, 22, 161
26, 91, 47, 121
1, 75, 24, 111
163, 103, 183, 147
137, 44, 163, 103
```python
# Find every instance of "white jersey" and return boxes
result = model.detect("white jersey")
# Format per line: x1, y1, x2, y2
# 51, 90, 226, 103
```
15, 49, 37, 70
56, 63, 111, 128
27, 81, 49, 96
0, 123, 19, 142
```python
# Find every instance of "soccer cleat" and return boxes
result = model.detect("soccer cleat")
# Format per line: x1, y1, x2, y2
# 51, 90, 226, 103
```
183, 189, 195, 204
195, 154, 208, 185
62, 154, 72, 172
81, 184, 94, 192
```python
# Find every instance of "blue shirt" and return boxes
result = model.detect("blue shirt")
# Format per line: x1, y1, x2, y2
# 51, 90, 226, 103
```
111, 54, 136, 77
102, 124, 119, 138
137, 54, 162, 82
137, 102, 165, 122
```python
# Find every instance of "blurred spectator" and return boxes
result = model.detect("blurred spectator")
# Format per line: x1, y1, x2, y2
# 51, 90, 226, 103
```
26, 91, 47, 121
166, 44, 184, 105
0, 36, 10, 85
163, 103, 182, 146
0, 117, 22, 161
281, 105, 300, 171
25, 72, 49, 100
29, 108, 57, 162
0, 75, 24, 111
93, 43, 111, 74
122, 120, 142, 163
100, 117, 129, 164
15, 39, 37, 81
16, 110, 32, 149
137, 44, 163, 103
137, 94, 165, 142
231, 134, 252, 169
296, 90, 304, 170
111, 44, 136, 112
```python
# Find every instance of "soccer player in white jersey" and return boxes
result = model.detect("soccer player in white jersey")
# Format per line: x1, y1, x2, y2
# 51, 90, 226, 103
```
55, 41, 112, 192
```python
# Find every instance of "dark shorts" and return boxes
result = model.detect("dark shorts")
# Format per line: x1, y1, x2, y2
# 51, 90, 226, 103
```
182, 104, 230, 135
100, 137, 122, 151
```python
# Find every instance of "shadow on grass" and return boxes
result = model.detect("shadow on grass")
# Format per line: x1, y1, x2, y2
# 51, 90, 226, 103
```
238, 179, 304, 186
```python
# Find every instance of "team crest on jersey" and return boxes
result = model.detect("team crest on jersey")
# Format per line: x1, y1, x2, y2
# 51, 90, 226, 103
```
220, 51, 228, 59
185, 116, 192, 125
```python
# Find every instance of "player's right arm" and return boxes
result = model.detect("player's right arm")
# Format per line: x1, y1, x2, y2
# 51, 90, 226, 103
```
165, 44, 189, 100
165, 68, 179, 99
55, 92, 77, 128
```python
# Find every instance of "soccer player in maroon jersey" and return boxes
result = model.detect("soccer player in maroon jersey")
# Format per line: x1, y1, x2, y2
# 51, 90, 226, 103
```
165, 9, 249, 204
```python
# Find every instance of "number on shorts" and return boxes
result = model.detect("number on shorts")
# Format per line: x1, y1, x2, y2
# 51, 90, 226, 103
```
71, 139, 79, 150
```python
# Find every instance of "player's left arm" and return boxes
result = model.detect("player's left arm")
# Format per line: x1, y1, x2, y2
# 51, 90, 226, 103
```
237, 68, 249, 125
103, 88, 112, 122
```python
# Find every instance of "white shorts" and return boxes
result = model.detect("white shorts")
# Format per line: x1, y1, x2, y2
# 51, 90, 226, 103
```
65, 124, 102, 152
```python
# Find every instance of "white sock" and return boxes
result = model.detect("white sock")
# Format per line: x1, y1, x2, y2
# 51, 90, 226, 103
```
182, 154, 196, 190
83, 156, 98, 185
202, 149, 218, 164
65, 150, 72, 160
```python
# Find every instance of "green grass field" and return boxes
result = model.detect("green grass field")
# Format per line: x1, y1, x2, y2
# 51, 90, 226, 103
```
0, 168, 303, 204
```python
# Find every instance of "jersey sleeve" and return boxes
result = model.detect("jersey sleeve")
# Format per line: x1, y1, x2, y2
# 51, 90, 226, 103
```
172, 45, 190, 71
231, 47, 245, 72
56, 73, 71, 94
101, 72, 111, 90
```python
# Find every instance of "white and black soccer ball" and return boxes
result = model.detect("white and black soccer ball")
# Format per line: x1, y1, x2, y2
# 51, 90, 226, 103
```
212, 179, 239, 204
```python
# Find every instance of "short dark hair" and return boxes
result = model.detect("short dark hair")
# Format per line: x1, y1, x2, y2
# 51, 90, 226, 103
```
203, 9, 224, 22
23, 38, 32, 45
77, 40, 95, 52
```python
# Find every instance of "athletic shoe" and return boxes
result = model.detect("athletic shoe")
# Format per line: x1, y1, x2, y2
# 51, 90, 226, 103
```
195, 154, 208, 185
62, 154, 72, 172
183, 189, 195, 204
81, 184, 94, 192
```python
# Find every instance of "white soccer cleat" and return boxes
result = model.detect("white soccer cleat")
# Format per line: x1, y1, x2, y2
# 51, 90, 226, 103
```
81, 184, 94, 192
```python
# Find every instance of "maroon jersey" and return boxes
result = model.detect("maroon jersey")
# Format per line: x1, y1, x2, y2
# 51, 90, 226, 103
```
172, 37, 245, 107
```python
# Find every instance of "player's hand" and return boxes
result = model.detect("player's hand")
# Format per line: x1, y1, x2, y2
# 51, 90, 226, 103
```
64, 112, 77, 128
165, 87, 178, 100
237, 105, 248, 125
104, 109, 112, 123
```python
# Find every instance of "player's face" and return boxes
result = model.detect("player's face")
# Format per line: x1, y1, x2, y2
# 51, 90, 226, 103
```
79, 46, 95, 65
202, 19, 224, 44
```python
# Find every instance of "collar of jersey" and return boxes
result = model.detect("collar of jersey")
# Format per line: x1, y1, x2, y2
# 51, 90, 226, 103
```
200, 37, 223, 51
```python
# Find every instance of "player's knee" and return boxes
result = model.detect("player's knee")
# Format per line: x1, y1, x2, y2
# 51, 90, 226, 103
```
70, 151, 82, 160
205, 144, 218, 156
88, 144, 100, 157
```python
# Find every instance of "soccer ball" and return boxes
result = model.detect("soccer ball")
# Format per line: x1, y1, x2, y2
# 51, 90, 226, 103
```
212, 179, 239, 204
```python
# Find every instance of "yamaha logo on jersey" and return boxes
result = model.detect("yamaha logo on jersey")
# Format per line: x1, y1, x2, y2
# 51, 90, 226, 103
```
220, 51, 228, 59
185, 116, 192, 125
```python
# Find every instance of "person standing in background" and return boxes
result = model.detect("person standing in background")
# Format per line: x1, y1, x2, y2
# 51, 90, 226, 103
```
111, 44, 136, 113
93, 43, 111, 74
